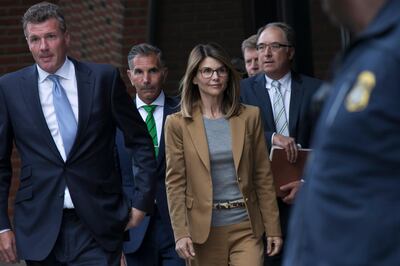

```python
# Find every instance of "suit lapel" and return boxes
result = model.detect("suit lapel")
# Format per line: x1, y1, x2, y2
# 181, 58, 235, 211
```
230, 114, 245, 172
289, 73, 304, 137
20, 65, 63, 160
186, 107, 210, 172
67, 59, 94, 158
158, 96, 179, 163
252, 75, 276, 132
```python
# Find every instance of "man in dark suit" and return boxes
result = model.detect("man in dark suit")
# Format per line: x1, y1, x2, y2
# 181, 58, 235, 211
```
240, 22, 322, 266
0, 3, 156, 265
116, 44, 184, 266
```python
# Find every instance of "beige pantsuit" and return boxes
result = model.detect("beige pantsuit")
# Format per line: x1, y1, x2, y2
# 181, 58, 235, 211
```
165, 105, 281, 265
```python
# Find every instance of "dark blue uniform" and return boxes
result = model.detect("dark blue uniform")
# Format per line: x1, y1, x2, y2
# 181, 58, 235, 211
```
284, 0, 400, 265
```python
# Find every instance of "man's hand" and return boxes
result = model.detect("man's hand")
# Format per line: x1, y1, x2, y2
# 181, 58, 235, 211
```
120, 252, 126, 266
273, 134, 298, 163
0, 231, 18, 263
175, 236, 195, 260
280, 180, 302, 204
265, 236, 283, 256
125, 208, 146, 231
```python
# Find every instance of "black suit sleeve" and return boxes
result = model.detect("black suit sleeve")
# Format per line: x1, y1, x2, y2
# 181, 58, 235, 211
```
110, 68, 156, 213
0, 83, 13, 230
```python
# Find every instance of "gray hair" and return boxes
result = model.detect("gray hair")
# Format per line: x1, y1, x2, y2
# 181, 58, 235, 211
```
256, 22, 296, 47
127, 43, 165, 69
241, 34, 258, 54
22, 2, 67, 37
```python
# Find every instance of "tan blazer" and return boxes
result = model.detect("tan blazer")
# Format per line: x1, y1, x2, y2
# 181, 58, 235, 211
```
165, 104, 281, 244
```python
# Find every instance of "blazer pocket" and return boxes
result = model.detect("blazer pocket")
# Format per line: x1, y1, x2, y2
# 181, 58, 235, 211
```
15, 186, 33, 204
186, 196, 194, 210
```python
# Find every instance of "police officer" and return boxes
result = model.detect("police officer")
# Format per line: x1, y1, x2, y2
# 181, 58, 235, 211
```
284, 0, 400, 265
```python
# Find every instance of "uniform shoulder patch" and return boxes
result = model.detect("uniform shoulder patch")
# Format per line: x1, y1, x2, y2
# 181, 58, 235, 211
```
345, 70, 376, 112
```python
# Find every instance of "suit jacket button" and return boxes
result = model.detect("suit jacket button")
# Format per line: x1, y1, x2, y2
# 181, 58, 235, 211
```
238, 177, 242, 181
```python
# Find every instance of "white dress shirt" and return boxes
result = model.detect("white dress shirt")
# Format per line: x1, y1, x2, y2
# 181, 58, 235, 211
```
136, 91, 165, 145
37, 58, 78, 209
265, 72, 292, 142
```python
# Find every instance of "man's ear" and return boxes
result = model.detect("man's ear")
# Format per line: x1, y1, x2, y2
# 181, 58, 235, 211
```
127, 69, 135, 86
64, 31, 71, 47
162, 67, 168, 83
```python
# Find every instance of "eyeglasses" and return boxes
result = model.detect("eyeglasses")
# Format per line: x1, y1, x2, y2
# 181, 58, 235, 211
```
256, 42, 292, 53
198, 67, 228, 79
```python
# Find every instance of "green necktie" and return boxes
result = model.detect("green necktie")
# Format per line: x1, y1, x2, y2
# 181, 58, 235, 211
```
143, 105, 158, 156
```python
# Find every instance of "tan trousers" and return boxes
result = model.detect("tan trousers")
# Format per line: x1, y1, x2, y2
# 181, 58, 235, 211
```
188, 220, 263, 266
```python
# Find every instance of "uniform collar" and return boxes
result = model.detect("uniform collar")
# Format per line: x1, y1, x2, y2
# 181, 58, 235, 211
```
350, 0, 400, 48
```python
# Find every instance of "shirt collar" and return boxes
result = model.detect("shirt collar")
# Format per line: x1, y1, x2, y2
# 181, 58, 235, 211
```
37, 57, 73, 83
265, 72, 291, 92
136, 90, 165, 109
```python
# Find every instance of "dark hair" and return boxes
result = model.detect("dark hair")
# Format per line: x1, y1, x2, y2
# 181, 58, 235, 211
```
180, 43, 241, 118
127, 43, 165, 69
256, 22, 295, 47
22, 2, 67, 37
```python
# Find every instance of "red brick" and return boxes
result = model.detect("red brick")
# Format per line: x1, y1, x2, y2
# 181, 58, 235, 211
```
0, 56, 18, 65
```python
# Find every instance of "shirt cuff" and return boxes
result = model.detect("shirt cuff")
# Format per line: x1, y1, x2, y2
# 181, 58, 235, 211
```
0, 229, 11, 234
271, 132, 276, 146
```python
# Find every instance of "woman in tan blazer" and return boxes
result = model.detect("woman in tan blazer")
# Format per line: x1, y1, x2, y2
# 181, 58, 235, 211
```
164, 43, 282, 266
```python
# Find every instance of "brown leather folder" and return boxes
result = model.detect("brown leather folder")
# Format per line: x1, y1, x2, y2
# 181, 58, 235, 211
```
270, 146, 311, 197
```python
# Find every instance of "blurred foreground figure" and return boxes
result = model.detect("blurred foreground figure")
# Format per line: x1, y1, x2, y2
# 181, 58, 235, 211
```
284, 0, 400, 265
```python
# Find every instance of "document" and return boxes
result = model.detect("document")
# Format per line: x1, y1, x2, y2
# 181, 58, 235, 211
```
269, 146, 311, 197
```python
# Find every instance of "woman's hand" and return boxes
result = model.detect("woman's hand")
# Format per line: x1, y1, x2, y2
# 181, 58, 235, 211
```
265, 236, 283, 256
175, 236, 196, 260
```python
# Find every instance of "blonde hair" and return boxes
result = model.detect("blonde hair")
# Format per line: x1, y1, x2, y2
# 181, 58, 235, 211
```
180, 43, 241, 118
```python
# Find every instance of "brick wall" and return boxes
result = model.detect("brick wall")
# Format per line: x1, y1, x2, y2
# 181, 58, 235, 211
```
61, 0, 149, 94
121, 0, 150, 94
0, 1, 46, 75
62, 1, 125, 65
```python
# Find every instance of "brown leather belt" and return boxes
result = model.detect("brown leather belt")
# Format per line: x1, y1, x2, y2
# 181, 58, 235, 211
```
213, 199, 246, 210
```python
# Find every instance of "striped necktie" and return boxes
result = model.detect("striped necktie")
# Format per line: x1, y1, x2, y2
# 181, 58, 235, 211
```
143, 105, 158, 156
272, 80, 289, 136
48, 74, 77, 156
